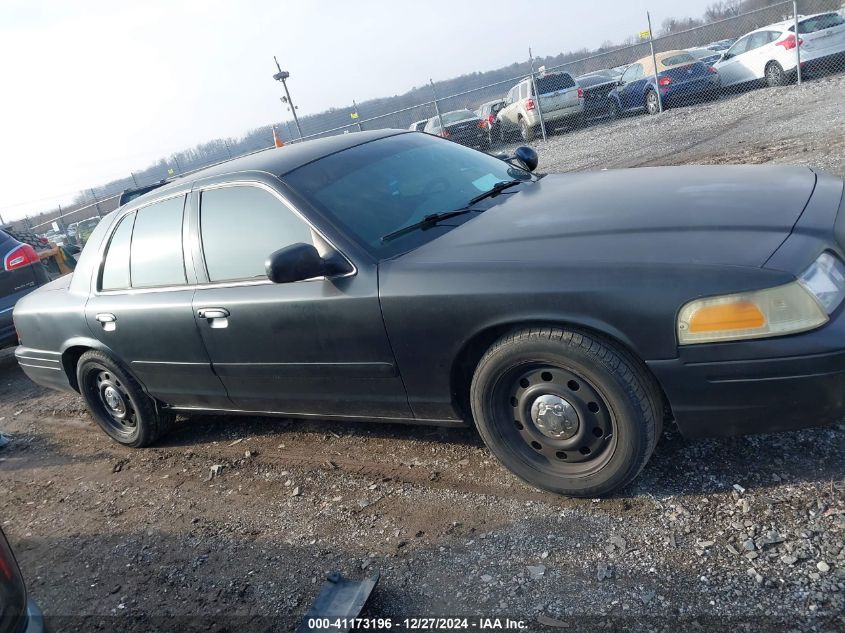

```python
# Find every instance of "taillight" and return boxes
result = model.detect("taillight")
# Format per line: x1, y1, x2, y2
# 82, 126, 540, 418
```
487, 114, 495, 125
0, 530, 27, 626
440, 130, 450, 138
577, 87, 584, 99
707, 66, 718, 74
776, 34, 803, 50
4, 244, 40, 271
525, 98, 535, 110
658, 76, 673, 87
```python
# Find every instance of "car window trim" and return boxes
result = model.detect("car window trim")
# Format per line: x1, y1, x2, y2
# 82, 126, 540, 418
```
192, 179, 357, 287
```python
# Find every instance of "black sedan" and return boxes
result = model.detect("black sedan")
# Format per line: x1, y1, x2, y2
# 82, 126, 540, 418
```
423, 109, 490, 150
575, 73, 620, 119
13, 130, 845, 497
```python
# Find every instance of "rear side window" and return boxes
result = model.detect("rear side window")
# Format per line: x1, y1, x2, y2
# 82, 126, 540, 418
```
199, 186, 314, 283
536, 73, 575, 94
661, 53, 696, 67
101, 213, 135, 290
794, 13, 845, 33
129, 195, 187, 288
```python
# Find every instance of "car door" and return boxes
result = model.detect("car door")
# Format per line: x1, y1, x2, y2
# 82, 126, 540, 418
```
499, 86, 519, 130
741, 31, 780, 78
617, 64, 645, 111
715, 35, 752, 85
188, 178, 412, 419
84, 193, 230, 409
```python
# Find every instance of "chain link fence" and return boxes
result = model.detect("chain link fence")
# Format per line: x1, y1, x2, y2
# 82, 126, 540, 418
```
9, 0, 845, 236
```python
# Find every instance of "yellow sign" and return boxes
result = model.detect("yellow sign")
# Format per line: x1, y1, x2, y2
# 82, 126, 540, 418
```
639, 30, 651, 39
350, 111, 359, 120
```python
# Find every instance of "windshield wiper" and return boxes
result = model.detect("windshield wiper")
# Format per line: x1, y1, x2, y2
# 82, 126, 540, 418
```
467, 179, 523, 205
381, 209, 474, 243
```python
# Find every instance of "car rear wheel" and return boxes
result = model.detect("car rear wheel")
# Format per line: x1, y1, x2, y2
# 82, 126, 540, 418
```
645, 90, 661, 115
765, 61, 788, 87
470, 327, 660, 497
77, 350, 174, 448
519, 118, 534, 142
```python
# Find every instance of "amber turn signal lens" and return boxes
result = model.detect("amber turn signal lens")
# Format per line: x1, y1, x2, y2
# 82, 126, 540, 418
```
687, 301, 766, 333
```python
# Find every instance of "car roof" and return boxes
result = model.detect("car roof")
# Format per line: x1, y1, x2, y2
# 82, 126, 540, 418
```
634, 50, 697, 74
129, 129, 406, 206
752, 12, 836, 33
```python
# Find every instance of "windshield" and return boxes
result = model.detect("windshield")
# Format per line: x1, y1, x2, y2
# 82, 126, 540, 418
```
688, 48, 713, 60
283, 133, 532, 258
441, 110, 477, 125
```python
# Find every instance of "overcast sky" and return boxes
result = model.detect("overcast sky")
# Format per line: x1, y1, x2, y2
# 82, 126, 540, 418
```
0, 0, 716, 221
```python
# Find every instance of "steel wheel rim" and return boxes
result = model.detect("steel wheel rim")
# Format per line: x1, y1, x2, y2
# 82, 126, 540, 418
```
647, 92, 659, 114
89, 368, 137, 436
491, 363, 617, 477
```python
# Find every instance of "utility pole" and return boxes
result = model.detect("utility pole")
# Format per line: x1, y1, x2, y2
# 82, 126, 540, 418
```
528, 47, 547, 142
793, 1, 802, 85
90, 189, 103, 216
352, 100, 363, 132
273, 56, 303, 140
430, 79, 446, 136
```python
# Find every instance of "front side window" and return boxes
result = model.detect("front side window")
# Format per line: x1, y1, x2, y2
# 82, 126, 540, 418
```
621, 64, 643, 82
130, 195, 187, 288
283, 133, 533, 259
101, 212, 135, 290
200, 186, 314, 283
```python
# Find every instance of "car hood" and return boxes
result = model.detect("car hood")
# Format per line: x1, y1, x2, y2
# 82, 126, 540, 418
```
405, 165, 817, 268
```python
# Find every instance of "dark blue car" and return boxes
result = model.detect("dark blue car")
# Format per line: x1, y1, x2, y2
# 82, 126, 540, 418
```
608, 50, 721, 117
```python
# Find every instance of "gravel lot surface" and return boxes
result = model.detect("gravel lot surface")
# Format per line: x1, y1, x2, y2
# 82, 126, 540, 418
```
1, 74, 845, 633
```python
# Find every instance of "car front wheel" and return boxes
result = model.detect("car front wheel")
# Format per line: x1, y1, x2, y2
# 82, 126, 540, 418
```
77, 350, 174, 447
470, 327, 661, 497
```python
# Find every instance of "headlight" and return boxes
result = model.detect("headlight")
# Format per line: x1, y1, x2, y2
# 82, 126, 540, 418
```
678, 252, 845, 345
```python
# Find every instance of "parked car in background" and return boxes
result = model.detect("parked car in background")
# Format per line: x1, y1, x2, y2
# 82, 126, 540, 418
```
706, 39, 735, 51
0, 528, 45, 633
0, 229, 48, 348
576, 73, 619, 119
475, 99, 506, 145
41, 229, 67, 246
14, 130, 845, 498
408, 119, 429, 132
608, 50, 720, 116
714, 12, 845, 88
496, 71, 584, 142
687, 46, 723, 66
423, 109, 489, 149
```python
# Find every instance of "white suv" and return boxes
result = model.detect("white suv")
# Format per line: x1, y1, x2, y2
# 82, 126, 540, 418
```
496, 72, 584, 142
714, 11, 845, 88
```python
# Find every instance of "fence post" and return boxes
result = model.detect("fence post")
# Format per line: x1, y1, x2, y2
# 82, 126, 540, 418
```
793, 0, 802, 85
647, 11, 664, 114
528, 47, 547, 142
352, 100, 363, 132
90, 189, 103, 217
430, 79, 446, 136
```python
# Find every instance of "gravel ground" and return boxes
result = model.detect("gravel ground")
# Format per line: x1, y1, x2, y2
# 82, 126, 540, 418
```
1, 73, 845, 633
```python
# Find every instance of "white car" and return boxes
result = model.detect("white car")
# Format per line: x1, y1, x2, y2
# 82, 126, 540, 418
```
713, 11, 845, 88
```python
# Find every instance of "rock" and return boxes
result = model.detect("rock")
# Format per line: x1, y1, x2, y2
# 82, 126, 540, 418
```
697, 540, 715, 549
207, 465, 223, 481
733, 484, 746, 494
746, 568, 763, 584
742, 538, 756, 552
781, 555, 798, 565
597, 562, 612, 581
817, 561, 830, 573
291, 486, 301, 497
480, 574, 493, 583
0, 433, 11, 449
610, 535, 627, 551
244, 450, 252, 459
641, 590, 656, 604
527, 564, 546, 580
227, 438, 243, 447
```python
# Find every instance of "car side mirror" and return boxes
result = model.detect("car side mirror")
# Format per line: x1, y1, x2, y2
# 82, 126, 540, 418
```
513, 146, 539, 172
720, 53, 730, 61
265, 243, 350, 284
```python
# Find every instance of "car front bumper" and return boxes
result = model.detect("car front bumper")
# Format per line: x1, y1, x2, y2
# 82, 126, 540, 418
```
648, 302, 845, 439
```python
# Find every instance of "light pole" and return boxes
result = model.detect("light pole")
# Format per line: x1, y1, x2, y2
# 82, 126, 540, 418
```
273, 56, 303, 140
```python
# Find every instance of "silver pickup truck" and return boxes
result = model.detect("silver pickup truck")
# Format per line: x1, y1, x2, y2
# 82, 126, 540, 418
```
496, 71, 585, 142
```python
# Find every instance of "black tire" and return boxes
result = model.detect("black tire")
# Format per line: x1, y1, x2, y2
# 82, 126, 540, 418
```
76, 350, 174, 447
608, 99, 621, 119
470, 327, 660, 497
519, 117, 534, 142
765, 61, 788, 87
645, 90, 661, 115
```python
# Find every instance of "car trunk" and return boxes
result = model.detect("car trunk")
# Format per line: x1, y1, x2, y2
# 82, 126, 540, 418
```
534, 75, 580, 113
660, 62, 711, 85
801, 17, 845, 55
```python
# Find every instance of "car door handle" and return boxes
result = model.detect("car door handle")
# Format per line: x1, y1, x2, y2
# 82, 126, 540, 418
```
95, 313, 117, 332
197, 308, 229, 319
